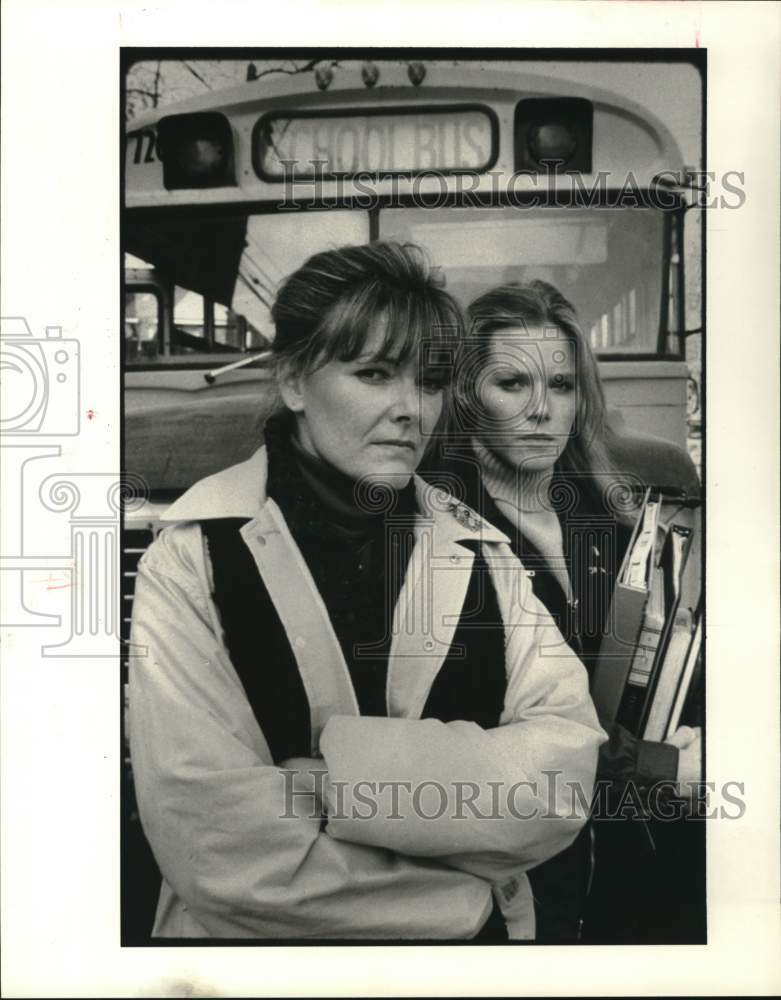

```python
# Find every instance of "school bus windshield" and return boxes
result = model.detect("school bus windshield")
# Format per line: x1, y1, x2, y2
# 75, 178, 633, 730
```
125, 204, 669, 364
381, 206, 666, 355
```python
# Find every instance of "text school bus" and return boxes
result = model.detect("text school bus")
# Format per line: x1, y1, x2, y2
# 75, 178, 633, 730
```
122, 57, 705, 940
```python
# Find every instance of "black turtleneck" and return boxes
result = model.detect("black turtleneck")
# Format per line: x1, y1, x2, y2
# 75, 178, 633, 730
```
263, 412, 418, 716
203, 412, 509, 759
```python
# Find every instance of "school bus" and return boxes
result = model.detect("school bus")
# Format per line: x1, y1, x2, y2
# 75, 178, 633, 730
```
121, 55, 705, 940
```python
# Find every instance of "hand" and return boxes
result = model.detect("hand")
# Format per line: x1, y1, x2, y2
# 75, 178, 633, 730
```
665, 726, 702, 808
279, 756, 326, 775
279, 756, 330, 817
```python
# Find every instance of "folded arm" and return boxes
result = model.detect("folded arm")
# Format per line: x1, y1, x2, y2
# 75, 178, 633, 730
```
320, 570, 606, 881
128, 526, 491, 939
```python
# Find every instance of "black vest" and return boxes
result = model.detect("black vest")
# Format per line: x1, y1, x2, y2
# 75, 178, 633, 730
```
202, 517, 508, 765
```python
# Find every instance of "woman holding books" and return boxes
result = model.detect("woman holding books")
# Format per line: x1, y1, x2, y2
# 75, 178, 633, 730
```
438, 279, 702, 943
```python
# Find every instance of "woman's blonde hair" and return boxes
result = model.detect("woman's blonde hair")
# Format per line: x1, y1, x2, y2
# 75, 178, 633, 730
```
461, 280, 619, 500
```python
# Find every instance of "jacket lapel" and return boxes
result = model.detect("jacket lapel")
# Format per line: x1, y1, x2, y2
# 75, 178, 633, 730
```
386, 508, 476, 720
162, 449, 512, 732
239, 500, 360, 754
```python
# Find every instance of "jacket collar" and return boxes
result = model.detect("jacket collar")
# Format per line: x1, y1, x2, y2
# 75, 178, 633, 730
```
161, 445, 511, 547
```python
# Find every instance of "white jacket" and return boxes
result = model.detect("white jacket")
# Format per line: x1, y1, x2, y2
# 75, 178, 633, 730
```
129, 447, 606, 939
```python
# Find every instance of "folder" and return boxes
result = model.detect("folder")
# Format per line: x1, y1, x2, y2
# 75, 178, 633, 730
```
666, 617, 703, 737
616, 563, 667, 733
592, 582, 649, 728
636, 525, 694, 732
642, 608, 694, 741
591, 490, 654, 728
619, 523, 694, 733
592, 493, 697, 734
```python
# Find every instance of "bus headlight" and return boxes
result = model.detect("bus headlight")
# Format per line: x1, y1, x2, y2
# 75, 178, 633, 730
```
156, 112, 236, 189
515, 98, 593, 173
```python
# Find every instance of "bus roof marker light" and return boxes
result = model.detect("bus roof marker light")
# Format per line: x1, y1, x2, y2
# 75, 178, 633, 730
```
157, 112, 236, 190
315, 65, 333, 91
361, 62, 379, 88
407, 62, 426, 87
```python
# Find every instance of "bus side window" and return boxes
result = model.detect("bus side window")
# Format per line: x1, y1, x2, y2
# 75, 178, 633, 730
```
125, 290, 161, 363
245, 320, 270, 351
214, 302, 243, 351
172, 287, 207, 354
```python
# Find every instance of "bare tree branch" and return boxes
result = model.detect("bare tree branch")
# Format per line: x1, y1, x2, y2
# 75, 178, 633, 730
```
153, 60, 162, 106
182, 61, 211, 90
250, 58, 338, 81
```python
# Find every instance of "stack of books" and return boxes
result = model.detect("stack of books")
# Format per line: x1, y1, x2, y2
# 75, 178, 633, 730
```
592, 489, 703, 739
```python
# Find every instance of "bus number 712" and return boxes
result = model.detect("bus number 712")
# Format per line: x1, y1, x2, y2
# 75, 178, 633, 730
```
130, 129, 157, 165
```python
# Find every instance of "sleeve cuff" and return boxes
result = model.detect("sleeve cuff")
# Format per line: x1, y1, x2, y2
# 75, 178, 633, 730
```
635, 738, 679, 786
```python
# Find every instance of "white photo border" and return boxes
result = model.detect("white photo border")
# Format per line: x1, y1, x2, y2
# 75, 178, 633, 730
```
1, 1, 779, 996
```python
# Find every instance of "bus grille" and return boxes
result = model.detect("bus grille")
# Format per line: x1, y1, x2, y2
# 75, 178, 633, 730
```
122, 528, 155, 644
122, 527, 156, 760
121, 525, 162, 941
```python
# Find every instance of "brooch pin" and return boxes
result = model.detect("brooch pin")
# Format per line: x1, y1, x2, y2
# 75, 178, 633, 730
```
448, 498, 481, 532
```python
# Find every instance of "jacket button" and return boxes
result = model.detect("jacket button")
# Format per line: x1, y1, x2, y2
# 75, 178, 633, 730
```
423, 639, 435, 651
295, 636, 307, 649
450, 555, 460, 564
256, 535, 267, 546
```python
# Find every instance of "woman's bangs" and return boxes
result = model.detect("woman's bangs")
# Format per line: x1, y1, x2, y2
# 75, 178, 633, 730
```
319, 286, 461, 372
308, 283, 384, 368
377, 294, 444, 364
